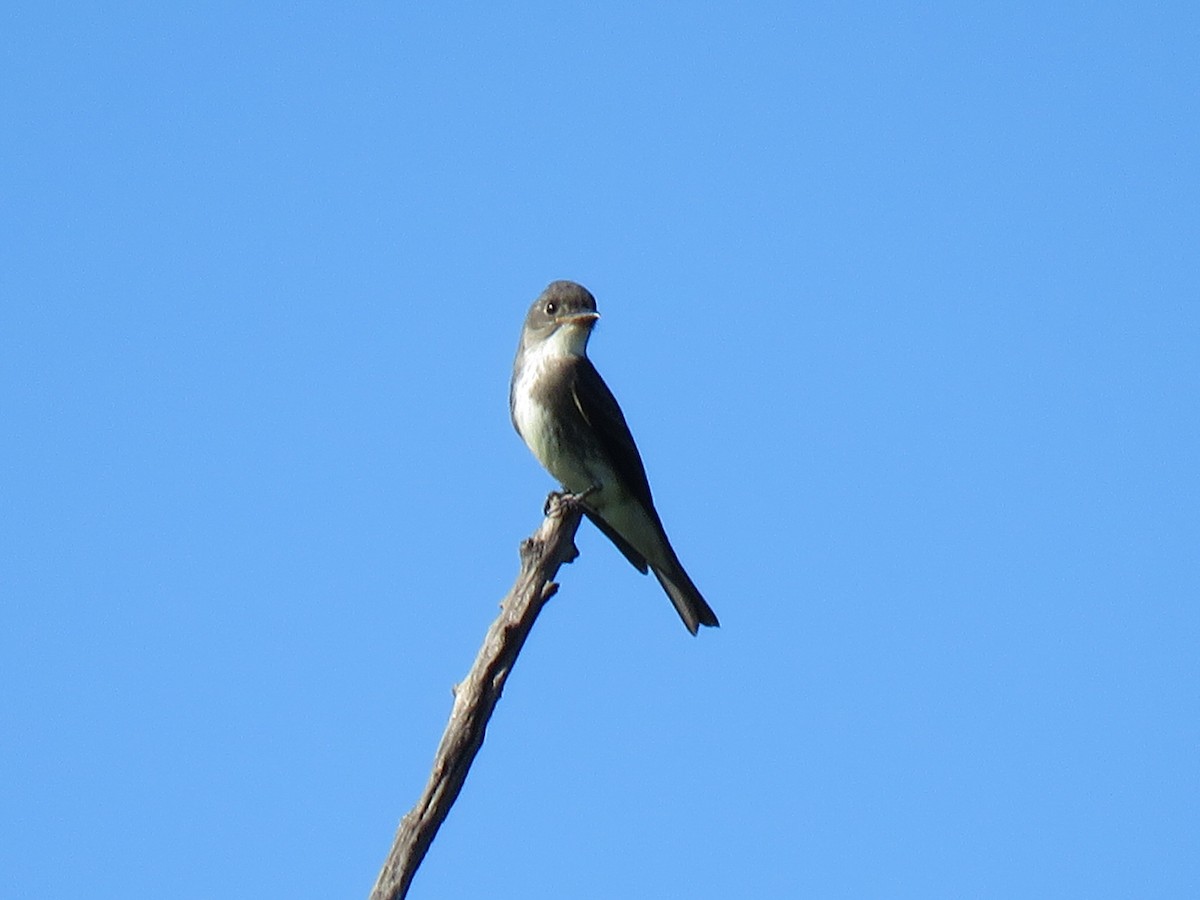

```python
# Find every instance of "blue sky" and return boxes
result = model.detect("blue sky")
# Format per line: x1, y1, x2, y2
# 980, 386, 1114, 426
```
3, 3, 1197, 898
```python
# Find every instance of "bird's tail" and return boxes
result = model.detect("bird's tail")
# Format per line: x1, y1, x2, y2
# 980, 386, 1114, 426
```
653, 565, 720, 635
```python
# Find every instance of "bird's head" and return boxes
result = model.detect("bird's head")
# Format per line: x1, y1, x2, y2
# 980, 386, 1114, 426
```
519, 280, 600, 357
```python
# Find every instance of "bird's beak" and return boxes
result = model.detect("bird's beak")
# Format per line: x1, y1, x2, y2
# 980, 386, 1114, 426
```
557, 312, 600, 326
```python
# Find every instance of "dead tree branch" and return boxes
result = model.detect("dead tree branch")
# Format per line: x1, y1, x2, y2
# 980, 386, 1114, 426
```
368, 493, 587, 900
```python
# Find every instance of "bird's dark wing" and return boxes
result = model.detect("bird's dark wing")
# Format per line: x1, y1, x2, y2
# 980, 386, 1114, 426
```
570, 357, 655, 511
570, 357, 719, 633
569, 357, 666, 573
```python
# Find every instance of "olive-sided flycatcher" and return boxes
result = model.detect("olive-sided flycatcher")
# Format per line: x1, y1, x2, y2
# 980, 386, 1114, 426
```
509, 280, 719, 635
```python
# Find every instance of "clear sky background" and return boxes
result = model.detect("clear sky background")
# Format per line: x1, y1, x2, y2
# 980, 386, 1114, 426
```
3, 4, 1197, 898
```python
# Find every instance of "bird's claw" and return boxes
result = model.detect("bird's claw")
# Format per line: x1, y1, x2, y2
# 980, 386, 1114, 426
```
544, 485, 599, 517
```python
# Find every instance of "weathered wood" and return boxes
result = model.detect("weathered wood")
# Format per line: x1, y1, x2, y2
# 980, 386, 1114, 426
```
368, 493, 587, 900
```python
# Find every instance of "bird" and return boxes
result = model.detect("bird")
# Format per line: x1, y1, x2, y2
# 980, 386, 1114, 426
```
509, 280, 719, 634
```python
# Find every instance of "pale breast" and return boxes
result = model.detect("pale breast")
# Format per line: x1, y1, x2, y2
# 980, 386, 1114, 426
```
511, 325, 612, 494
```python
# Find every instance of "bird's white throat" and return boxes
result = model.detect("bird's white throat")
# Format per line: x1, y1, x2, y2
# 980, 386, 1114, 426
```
512, 322, 591, 476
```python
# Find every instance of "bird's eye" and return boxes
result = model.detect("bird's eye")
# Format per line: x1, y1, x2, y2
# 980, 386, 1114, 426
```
544, 301, 557, 316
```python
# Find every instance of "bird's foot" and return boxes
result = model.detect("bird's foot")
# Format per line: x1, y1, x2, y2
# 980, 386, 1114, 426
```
544, 485, 598, 517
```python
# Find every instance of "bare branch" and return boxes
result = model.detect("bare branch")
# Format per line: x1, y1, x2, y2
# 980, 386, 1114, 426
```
368, 493, 587, 900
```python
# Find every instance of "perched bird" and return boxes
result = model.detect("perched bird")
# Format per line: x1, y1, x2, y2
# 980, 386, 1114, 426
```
509, 280, 719, 634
